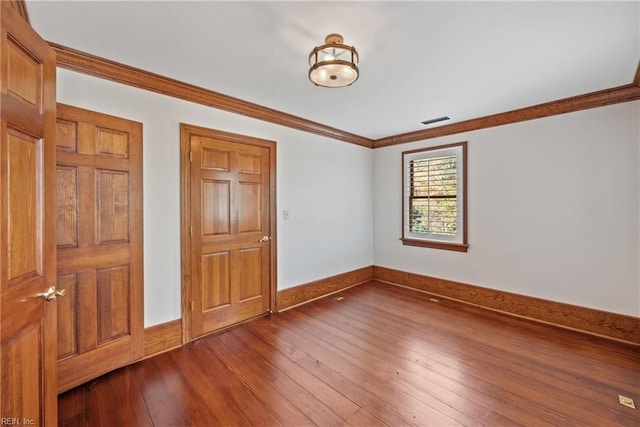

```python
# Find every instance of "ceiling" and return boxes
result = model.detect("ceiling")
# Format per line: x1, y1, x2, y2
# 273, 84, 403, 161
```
27, 1, 639, 140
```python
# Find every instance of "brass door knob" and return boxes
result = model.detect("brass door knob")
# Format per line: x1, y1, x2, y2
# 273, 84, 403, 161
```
44, 285, 66, 301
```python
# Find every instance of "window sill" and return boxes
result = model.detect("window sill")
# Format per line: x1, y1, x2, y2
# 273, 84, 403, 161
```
400, 238, 469, 252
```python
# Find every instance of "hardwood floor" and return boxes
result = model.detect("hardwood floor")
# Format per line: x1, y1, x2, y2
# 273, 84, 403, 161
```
58, 281, 640, 426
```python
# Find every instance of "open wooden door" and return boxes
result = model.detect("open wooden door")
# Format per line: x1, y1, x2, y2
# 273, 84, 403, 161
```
0, 3, 57, 425
55, 104, 144, 393
181, 124, 276, 341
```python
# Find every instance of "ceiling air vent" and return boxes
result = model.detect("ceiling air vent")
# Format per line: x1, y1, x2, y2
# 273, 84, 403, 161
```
421, 116, 450, 126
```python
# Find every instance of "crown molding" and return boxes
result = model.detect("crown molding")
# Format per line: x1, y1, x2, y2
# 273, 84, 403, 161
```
373, 82, 640, 148
49, 42, 374, 148
50, 42, 639, 150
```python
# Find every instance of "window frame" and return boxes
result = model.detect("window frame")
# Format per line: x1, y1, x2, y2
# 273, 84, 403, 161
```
401, 141, 468, 252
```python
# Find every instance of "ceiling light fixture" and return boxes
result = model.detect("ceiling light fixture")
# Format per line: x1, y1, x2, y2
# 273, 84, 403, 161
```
308, 33, 359, 88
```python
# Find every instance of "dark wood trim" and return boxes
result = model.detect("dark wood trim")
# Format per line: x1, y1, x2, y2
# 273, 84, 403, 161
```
277, 266, 374, 312
461, 139, 468, 246
143, 319, 182, 359
400, 238, 469, 252
373, 266, 640, 345
374, 84, 640, 148
48, 43, 638, 150
179, 123, 277, 343
179, 125, 192, 344
49, 42, 373, 148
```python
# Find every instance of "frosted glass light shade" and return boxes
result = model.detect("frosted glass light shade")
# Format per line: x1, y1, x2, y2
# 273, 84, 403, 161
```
308, 34, 359, 88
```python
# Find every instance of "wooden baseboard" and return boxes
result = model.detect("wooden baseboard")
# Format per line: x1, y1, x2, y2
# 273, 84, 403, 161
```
141, 267, 374, 357
373, 266, 640, 345
277, 266, 374, 312
143, 319, 182, 358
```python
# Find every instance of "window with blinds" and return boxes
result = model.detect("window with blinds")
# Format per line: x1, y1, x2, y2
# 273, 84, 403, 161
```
402, 142, 468, 252
408, 154, 458, 236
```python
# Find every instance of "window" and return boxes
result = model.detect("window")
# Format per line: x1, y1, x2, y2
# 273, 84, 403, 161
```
402, 141, 468, 252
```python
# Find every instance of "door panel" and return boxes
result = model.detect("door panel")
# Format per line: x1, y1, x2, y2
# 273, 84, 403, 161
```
96, 169, 130, 243
7, 129, 40, 282
56, 166, 79, 247
182, 125, 276, 340
238, 182, 262, 232
4, 323, 42, 418
96, 265, 131, 344
96, 127, 129, 157
201, 252, 231, 310
55, 118, 77, 151
202, 180, 231, 235
55, 104, 143, 393
239, 248, 262, 300
56, 274, 78, 359
0, 3, 57, 425
6, 35, 43, 109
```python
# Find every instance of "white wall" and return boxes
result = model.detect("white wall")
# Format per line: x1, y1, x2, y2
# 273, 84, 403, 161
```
57, 68, 639, 323
374, 101, 640, 317
57, 69, 374, 327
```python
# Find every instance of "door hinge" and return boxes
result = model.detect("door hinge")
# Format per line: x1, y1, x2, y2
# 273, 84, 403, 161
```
190, 226, 193, 236
191, 301, 194, 311
189, 151, 193, 162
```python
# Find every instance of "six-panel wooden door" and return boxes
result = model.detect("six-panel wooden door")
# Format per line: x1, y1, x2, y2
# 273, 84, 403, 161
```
55, 103, 143, 392
183, 125, 275, 339
0, 3, 58, 424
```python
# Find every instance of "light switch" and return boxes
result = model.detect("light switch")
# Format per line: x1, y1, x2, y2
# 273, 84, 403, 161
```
283, 209, 290, 220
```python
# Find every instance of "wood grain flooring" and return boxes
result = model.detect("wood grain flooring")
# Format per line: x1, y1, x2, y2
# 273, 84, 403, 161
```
58, 281, 640, 426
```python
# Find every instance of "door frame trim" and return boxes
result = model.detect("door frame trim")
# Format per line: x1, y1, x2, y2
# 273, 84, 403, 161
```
179, 123, 277, 344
